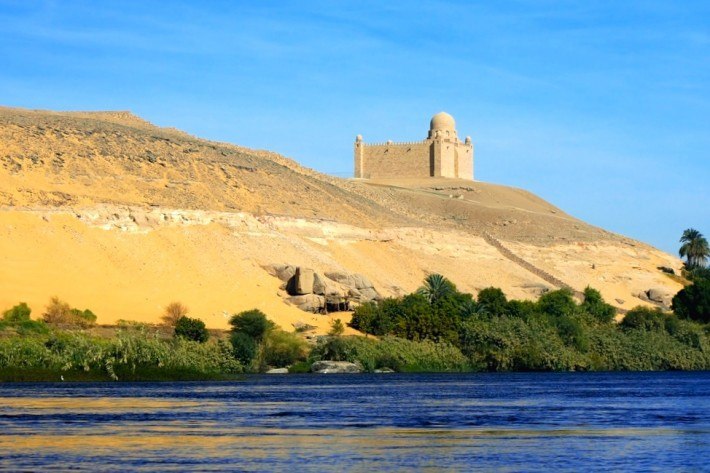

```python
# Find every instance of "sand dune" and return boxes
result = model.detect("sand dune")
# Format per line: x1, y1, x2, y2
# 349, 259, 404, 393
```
0, 107, 684, 331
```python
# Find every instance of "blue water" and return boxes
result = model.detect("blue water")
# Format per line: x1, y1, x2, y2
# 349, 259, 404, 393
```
0, 372, 708, 471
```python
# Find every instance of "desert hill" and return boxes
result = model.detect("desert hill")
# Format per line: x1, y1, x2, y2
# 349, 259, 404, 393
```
0, 106, 683, 332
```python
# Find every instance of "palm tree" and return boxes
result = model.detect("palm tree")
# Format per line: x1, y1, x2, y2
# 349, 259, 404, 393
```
679, 228, 710, 270
417, 273, 455, 303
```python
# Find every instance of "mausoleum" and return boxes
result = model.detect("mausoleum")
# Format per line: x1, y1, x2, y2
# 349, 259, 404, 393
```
354, 112, 474, 180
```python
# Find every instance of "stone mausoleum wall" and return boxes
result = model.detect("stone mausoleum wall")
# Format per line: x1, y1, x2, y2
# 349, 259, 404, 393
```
355, 141, 432, 179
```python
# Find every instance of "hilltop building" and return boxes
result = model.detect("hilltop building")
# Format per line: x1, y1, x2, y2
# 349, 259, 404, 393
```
354, 112, 473, 180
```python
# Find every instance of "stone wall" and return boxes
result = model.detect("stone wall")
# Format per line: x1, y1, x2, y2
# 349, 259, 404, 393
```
355, 139, 473, 180
356, 141, 432, 179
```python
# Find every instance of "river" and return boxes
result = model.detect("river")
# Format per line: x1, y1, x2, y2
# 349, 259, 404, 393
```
1, 372, 708, 471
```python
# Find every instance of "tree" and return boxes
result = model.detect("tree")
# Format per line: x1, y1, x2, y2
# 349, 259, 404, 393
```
230, 331, 258, 365
581, 287, 616, 324
42, 297, 96, 327
476, 287, 508, 317
328, 318, 345, 336
537, 288, 577, 318
43, 297, 73, 324
417, 274, 456, 304
174, 316, 209, 343
229, 309, 273, 341
679, 228, 709, 270
162, 302, 189, 327
620, 306, 666, 332
672, 278, 710, 323
2, 302, 31, 322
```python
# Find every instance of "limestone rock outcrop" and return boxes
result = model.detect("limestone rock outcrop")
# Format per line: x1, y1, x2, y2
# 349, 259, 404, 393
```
635, 288, 673, 309
286, 294, 325, 313
287, 267, 314, 295
311, 360, 363, 374
263, 264, 381, 313
266, 368, 289, 374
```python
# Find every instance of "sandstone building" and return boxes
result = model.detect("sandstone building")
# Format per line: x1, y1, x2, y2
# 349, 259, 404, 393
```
354, 112, 474, 180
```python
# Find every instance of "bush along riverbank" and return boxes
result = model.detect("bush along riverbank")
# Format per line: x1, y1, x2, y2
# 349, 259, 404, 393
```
1, 270, 709, 381
347, 274, 710, 371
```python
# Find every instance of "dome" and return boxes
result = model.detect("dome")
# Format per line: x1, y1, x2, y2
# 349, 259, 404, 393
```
430, 112, 456, 131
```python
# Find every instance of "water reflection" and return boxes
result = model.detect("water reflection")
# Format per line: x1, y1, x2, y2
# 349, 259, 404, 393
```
0, 372, 708, 471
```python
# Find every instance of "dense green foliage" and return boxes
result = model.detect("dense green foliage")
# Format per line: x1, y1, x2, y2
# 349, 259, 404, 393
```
349, 276, 710, 371
0, 326, 241, 380
3, 302, 32, 322
230, 331, 258, 366
174, 316, 209, 343
262, 329, 309, 368
228, 309, 307, 371
672, 278, 710, 323
0, 302, 49, 334
3, 271, 709, 380
229, 309, 274, 341
311, 336, 470, 372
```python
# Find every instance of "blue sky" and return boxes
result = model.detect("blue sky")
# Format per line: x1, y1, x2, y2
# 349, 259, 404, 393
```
1, 1, 708, 255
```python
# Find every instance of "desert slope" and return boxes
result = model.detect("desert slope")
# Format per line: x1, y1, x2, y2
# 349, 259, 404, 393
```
0, 107, 684, 330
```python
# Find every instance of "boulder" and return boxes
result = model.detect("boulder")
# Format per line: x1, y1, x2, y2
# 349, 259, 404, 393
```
647, 288, 670, 304
351, 273, 374, 290
287, 267, 314, 295
358, 287, 380, 302
266, 368, 289, 374
374, 367, 395, 373
314, 275, 349, 297
324, 271, 352, 286
312, 272, 326, 295
311, 360, 363, 374
264, 264, 297, 282
286, 294, 324, 313
324, 271, 374, 290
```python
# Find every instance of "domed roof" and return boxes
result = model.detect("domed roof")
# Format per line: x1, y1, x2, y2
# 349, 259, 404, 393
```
430, 112, 456, 131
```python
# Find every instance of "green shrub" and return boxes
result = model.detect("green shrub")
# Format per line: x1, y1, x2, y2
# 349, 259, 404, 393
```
328, 318, 345, 336
672, 278, 710, 323
555, 315, 589, 352
311, 336, 469, 372
506, 299, 538, 320
0, 328, 242, 380
3, 302, 32, 322
581, 287, 616, 324
288, 360, 311, 373
620, 306, 667, 332
263, 330, 308, 367
174, 316, 209, 343
537, 288, 577, 318
229, 309, 273, 341
230, 331, 257, 366
69, 309, 97, 328
476, 287, 508, 317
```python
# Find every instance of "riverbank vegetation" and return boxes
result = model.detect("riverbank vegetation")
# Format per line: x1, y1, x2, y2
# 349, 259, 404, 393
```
1, 264, 709, 380
348, 274, 710, 371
